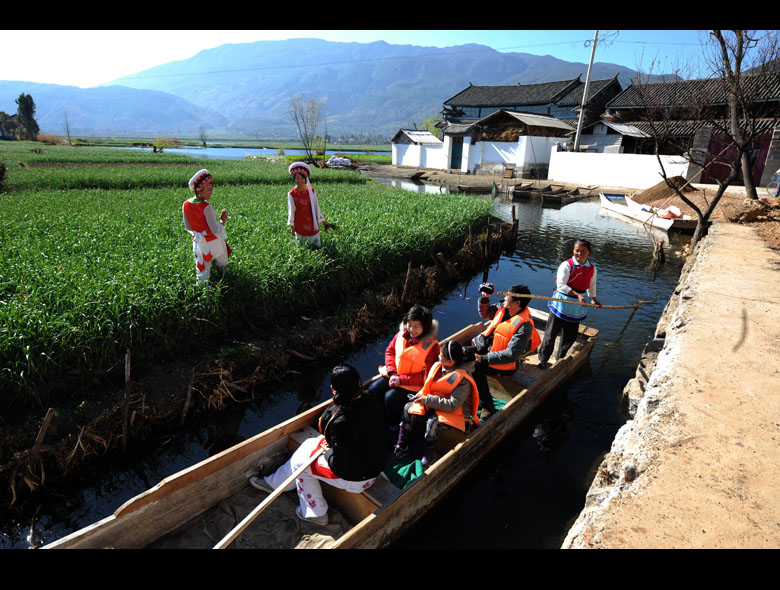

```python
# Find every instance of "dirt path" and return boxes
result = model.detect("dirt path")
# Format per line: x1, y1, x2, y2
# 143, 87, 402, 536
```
562, 220, 780, 548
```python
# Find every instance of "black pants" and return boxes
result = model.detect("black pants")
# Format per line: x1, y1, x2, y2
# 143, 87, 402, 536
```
471, 361, 515, 412
538, 313, 580, 363
366, 376, 410, 428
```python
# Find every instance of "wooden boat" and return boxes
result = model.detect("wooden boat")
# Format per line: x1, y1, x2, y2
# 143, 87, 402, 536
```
457, 184, 494, 194
599, 193, 697, 232
43, 308, 597, 550
512, 185, 594, 206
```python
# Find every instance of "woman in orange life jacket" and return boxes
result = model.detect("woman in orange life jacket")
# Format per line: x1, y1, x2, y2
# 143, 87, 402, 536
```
392, 340, 480, 467
465, 283, 540, 421
366, 304, 440, 440
250, 364, 385, 526
182, 169, 230, 284
537, 239, 601, 369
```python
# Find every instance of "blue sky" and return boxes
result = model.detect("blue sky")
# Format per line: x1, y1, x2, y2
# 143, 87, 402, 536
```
1, 29, 711, 88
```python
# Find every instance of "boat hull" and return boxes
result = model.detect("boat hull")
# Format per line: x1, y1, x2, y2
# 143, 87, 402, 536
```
600, 193, 697, 232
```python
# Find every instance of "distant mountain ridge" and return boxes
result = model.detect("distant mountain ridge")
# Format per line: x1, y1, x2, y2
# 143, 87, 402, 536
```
2, 38, 659, 138
0, 81, 228, 136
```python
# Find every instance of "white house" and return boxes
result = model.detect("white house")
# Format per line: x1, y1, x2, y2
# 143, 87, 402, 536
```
390, 129, 445, 168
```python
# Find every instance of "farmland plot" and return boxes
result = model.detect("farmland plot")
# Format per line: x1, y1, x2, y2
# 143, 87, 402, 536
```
0, 145, 492, 401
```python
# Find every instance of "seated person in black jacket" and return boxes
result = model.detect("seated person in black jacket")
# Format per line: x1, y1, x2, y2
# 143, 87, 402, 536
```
249, 364, 386, 526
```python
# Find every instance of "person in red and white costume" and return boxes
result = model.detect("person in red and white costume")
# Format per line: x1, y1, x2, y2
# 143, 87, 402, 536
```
287, 161, 333, 249
537, 239, 601, 367
250, 364, 386, 526
182, 169, 230, 284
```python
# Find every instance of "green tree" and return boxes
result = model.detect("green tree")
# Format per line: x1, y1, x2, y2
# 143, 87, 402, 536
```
15, 93, 40, 141
421, 114, 443, 139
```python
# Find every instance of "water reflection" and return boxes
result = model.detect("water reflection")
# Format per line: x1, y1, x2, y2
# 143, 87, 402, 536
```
1, 191, 687, 549
372, 177, 450, 194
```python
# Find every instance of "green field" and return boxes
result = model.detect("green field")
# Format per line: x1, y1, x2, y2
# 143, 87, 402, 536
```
0, 141, 492, 402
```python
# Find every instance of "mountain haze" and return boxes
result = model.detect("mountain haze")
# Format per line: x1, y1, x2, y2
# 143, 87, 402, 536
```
3, 38, 654, 138
108, 38, 644, 136
0, 81, 228, 136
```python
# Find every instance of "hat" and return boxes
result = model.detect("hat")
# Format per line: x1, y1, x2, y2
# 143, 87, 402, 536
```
288, 162, 311, 179
188, 169, 212, 191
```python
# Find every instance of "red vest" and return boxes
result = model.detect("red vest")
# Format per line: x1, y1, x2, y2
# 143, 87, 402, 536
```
482, 307, 540, 371
183, 198, 218, 242
290, 188, 317, 236
565, 258, 595, 292
408, 362, 480, 432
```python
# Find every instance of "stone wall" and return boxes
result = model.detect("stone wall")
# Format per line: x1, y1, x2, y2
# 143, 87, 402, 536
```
560, 238, 702, 548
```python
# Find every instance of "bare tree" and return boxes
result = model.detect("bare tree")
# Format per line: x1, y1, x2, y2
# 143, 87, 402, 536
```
287, 93, 327, 163
631, 30, 780, 248
705, 30, 780, 199
198, 127, 208, 148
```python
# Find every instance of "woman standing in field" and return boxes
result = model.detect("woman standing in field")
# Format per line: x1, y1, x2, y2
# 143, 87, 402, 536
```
182, 169, 230, 284
287, 162, 332, 249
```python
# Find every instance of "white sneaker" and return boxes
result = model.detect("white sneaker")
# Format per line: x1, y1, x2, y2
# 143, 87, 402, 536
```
295, 506, 329, 526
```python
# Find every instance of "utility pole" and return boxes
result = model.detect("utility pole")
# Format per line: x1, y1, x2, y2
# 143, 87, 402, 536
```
573, 30, 599, 152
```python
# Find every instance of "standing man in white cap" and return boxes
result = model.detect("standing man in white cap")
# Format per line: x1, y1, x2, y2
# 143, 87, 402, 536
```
287, 161, 332, 249
182, 169, 230, 284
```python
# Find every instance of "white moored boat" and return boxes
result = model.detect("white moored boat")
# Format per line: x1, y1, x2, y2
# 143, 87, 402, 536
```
600, 193, 697, 232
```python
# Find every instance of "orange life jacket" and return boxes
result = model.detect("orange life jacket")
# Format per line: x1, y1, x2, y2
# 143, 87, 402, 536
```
408, 362, 480, 432
482, 306, 540, 371
379, 333, 437, 391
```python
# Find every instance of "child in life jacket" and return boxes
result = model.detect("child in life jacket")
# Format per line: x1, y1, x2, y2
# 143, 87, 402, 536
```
182, 169, 231, 284
287, 162, 333, 249
392, 340, 480, 467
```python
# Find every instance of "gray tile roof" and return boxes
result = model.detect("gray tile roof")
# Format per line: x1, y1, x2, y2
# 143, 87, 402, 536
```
443, 77, 582, 107
607, 73, 780, 109
555, 75, 621, 106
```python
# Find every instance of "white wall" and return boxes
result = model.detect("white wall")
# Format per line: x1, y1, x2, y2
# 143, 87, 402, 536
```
392, 141, 445, 168
548, 149, 693, 189
471, 136, 567, 174
421, 143, 446, 169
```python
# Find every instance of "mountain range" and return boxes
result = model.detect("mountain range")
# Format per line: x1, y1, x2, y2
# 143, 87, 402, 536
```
1, 38, 653, 139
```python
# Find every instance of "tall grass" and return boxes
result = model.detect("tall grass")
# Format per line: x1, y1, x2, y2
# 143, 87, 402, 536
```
0, 142, 492, 401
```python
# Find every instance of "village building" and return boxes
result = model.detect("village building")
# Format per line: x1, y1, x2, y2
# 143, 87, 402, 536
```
390, 129, 444, 169
550, 73, 780, 188
391, 76, 623, 177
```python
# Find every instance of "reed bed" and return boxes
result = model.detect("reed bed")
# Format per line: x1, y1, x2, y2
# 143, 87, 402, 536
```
0, 143, 492, 402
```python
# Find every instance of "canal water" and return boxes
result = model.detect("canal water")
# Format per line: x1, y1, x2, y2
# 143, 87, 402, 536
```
0, 187, 689, 549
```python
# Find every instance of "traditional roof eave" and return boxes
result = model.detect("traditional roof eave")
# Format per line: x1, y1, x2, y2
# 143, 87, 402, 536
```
477, 110, 576, 133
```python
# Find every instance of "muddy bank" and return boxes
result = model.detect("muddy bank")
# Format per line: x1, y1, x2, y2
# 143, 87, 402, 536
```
562, 221, 780, 548
0, 219, 517, 508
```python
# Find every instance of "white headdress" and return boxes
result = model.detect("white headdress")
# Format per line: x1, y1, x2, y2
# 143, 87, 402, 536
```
188, 169, 211, 192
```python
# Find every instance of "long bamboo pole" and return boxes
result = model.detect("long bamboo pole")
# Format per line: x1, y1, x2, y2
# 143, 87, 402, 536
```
497, 291, 648, 310
213, 446, 326, 549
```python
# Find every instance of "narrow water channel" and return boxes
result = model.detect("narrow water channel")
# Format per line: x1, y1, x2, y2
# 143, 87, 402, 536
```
1, 191, 688, 549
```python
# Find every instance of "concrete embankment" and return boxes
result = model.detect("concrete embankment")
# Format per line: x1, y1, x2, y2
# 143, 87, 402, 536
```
562, 222, 780, 548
